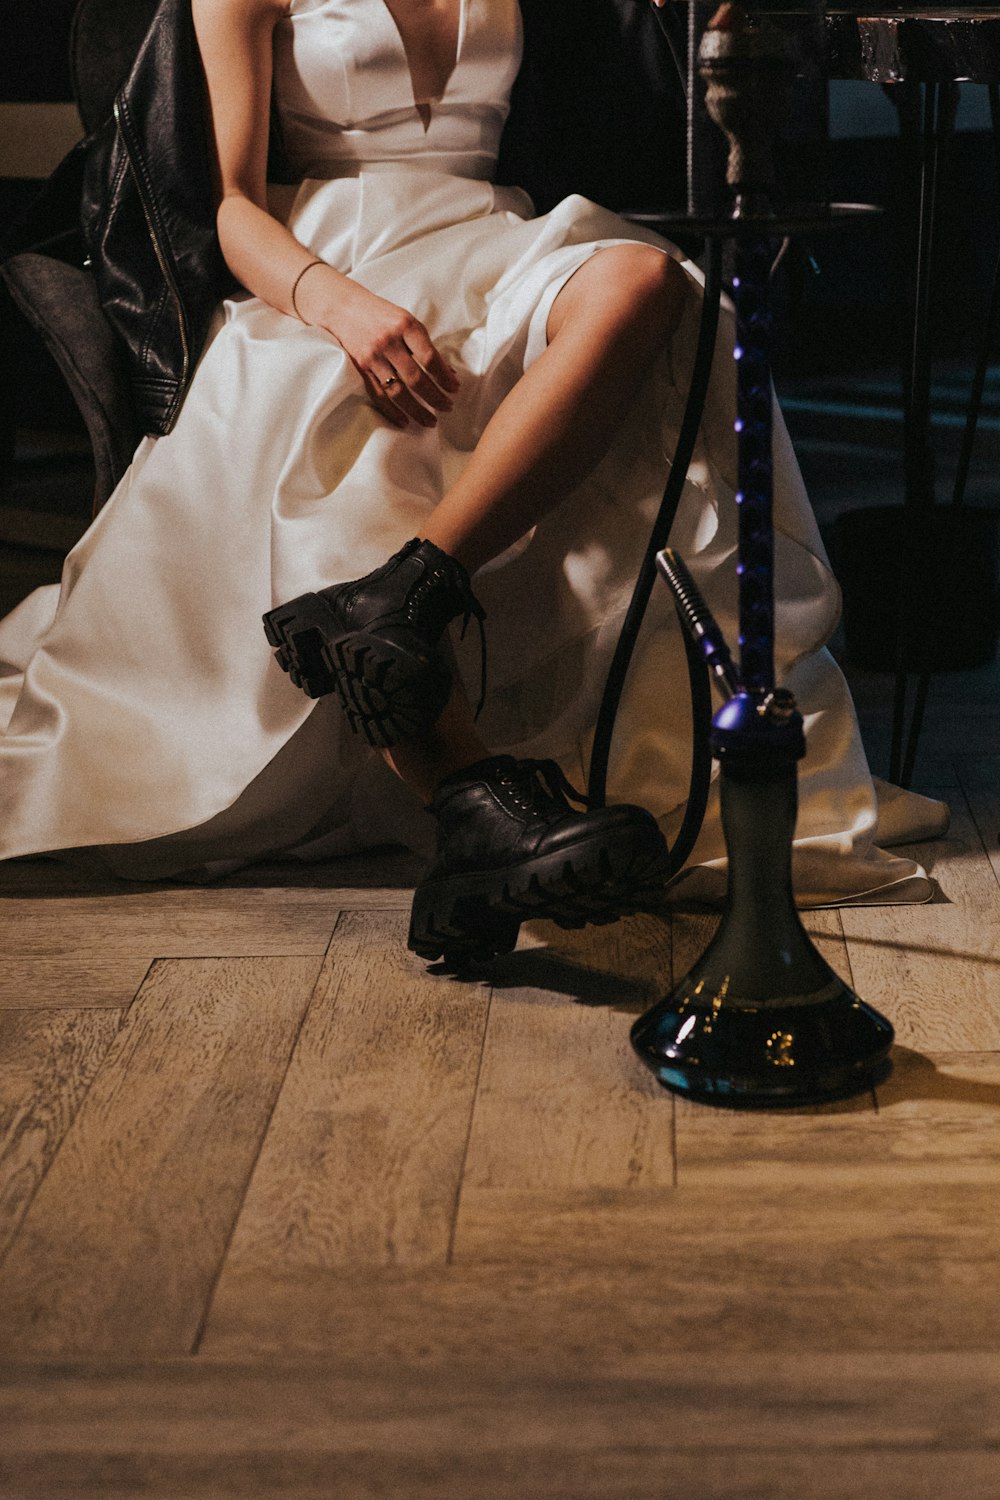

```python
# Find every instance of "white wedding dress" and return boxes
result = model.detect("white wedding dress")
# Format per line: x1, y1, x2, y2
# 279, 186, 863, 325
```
0, 0, 944, 901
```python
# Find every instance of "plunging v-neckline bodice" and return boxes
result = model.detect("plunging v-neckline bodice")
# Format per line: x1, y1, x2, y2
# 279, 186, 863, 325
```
375, 0, 465, 124
272, 0, 522, 180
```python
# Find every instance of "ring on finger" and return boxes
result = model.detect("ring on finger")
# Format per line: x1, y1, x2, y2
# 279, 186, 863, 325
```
380, 371, 401, 390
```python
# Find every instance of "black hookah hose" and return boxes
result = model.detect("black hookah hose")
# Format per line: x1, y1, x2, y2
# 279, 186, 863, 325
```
587, 235, 722, 884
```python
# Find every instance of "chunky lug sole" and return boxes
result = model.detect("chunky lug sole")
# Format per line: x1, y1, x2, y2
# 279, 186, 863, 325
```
408, 821, 670, 967
263, 594, 452, 748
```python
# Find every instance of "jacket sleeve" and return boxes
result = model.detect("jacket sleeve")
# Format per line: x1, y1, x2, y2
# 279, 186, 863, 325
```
78, 0, 291, 437
496, 0, 688, 216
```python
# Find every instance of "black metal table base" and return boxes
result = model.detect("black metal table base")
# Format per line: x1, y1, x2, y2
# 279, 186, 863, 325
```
887, 79, 1000, 788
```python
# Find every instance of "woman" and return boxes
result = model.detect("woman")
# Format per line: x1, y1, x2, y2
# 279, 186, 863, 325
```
0, 0, 943, 963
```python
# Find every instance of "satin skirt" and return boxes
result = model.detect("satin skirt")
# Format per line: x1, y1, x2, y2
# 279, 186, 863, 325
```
0, 169, 946, 900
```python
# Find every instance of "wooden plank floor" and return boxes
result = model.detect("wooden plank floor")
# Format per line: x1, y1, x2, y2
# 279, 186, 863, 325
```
1, 779, 999, 1498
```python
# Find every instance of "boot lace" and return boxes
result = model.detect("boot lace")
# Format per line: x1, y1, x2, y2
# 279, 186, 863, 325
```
494, 758, 593, 818
406, 557, 488, 719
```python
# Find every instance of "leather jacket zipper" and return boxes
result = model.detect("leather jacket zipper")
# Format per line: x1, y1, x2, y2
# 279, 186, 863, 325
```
113, 97, 191, 395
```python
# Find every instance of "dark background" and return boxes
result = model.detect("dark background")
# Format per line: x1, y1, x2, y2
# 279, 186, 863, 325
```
0, 0, 78, 102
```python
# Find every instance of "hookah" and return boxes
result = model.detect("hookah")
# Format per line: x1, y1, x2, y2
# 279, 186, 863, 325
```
627, 0, 895, 1105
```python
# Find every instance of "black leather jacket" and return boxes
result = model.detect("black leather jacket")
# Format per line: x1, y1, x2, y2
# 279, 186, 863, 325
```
21, 0, 687, 437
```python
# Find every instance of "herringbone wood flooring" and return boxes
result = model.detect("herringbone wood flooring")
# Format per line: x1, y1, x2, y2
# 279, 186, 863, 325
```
2, 759, 1000, 1498
3, 382, 1000, 1495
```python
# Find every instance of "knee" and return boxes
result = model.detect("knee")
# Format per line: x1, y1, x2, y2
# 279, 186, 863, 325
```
547, 244, 689, 345
599, 245, 688, 336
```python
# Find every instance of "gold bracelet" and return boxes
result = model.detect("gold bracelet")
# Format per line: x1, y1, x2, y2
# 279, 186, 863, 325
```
290, 258, 324, 322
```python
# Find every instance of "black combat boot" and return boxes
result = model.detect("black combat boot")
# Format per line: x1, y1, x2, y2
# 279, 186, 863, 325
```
263, 538, 485, 747
409, 755, 670, 966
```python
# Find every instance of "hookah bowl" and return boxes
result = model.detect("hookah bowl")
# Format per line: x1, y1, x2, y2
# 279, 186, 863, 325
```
697, 0, 799, 214
630, 696, 894, 1106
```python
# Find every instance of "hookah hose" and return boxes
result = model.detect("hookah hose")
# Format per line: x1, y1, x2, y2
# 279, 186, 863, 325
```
586, 234, 723, 885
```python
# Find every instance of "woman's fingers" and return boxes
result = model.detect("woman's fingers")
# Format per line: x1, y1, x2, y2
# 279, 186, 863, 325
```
334, 288, 464, 426
371, 357, 438, 427
361, 364, 408, 427
368, 331, 459, 426
387, 344, 455, 418
329, 285, 461, 423
337, 294, 461, 428
401, 327, 461, 398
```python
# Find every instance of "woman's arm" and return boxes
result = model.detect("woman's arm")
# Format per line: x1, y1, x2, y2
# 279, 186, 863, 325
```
192, 0, 457, 426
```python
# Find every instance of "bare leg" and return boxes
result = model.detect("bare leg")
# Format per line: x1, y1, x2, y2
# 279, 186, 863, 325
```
382, 674, 489, 801
382, 244, 689, 792
421, 244, 689, 574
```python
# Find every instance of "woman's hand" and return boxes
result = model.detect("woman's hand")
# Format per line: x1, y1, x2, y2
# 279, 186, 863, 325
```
297, 267, 460, 429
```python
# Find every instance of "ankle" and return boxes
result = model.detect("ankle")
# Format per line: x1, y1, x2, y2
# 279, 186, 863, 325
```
381, 744, 491, 806
418, 528, 483, 578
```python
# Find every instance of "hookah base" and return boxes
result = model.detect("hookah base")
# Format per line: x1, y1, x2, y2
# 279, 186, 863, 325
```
630, 978, 894, 1108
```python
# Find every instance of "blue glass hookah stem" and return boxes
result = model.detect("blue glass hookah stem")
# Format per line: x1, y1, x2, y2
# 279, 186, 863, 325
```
734, 236, 775, 699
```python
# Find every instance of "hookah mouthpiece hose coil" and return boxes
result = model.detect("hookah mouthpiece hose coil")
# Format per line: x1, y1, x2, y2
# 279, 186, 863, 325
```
657, 547, 740, 699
